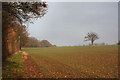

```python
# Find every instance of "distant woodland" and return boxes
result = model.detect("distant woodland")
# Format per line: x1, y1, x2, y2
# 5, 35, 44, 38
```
25, 37, 56, 47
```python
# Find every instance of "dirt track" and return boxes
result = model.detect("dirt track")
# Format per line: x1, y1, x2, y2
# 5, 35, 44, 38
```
23, 53, 44, 78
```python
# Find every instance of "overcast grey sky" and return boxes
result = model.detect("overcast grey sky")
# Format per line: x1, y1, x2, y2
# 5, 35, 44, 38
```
28, 2, 118, 46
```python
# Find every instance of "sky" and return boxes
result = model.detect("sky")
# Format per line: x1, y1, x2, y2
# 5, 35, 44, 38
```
28, 2, 118, 46
45, 0, 119, 2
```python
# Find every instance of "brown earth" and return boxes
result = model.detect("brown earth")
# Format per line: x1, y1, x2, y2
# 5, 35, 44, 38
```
23, 52, 44, 78
22, 51, 28, 60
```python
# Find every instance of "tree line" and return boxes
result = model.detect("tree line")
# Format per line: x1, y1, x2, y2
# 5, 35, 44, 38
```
24, 37, 56, 47
2, 2, 48, 61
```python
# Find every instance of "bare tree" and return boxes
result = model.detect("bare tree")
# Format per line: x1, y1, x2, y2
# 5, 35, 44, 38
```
84, 32, 99, 46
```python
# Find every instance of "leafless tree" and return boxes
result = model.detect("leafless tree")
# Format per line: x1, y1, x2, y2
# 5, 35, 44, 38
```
84, 32, 99, 46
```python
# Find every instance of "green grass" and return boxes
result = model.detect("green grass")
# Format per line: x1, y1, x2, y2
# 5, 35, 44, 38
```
3, 52, 24, 78
25, 45, 118, 78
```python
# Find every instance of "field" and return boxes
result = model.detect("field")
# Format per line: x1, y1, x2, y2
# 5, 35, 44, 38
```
25, 45, 118, 78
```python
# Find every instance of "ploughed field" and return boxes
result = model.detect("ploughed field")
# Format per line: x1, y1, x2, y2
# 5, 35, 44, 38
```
25, 45, 118, 78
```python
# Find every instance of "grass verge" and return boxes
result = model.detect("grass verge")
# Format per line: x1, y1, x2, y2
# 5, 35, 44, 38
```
2, 52, 24, 78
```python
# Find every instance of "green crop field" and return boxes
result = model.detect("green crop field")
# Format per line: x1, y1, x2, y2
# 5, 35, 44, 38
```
25, 45, 118, 78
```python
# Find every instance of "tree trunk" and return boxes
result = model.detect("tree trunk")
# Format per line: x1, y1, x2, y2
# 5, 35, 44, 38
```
2, 25, 9, 62
91, 40, 94, 46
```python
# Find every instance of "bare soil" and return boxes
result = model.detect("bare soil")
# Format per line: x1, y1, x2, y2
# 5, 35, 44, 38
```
23, 55, 44, 78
